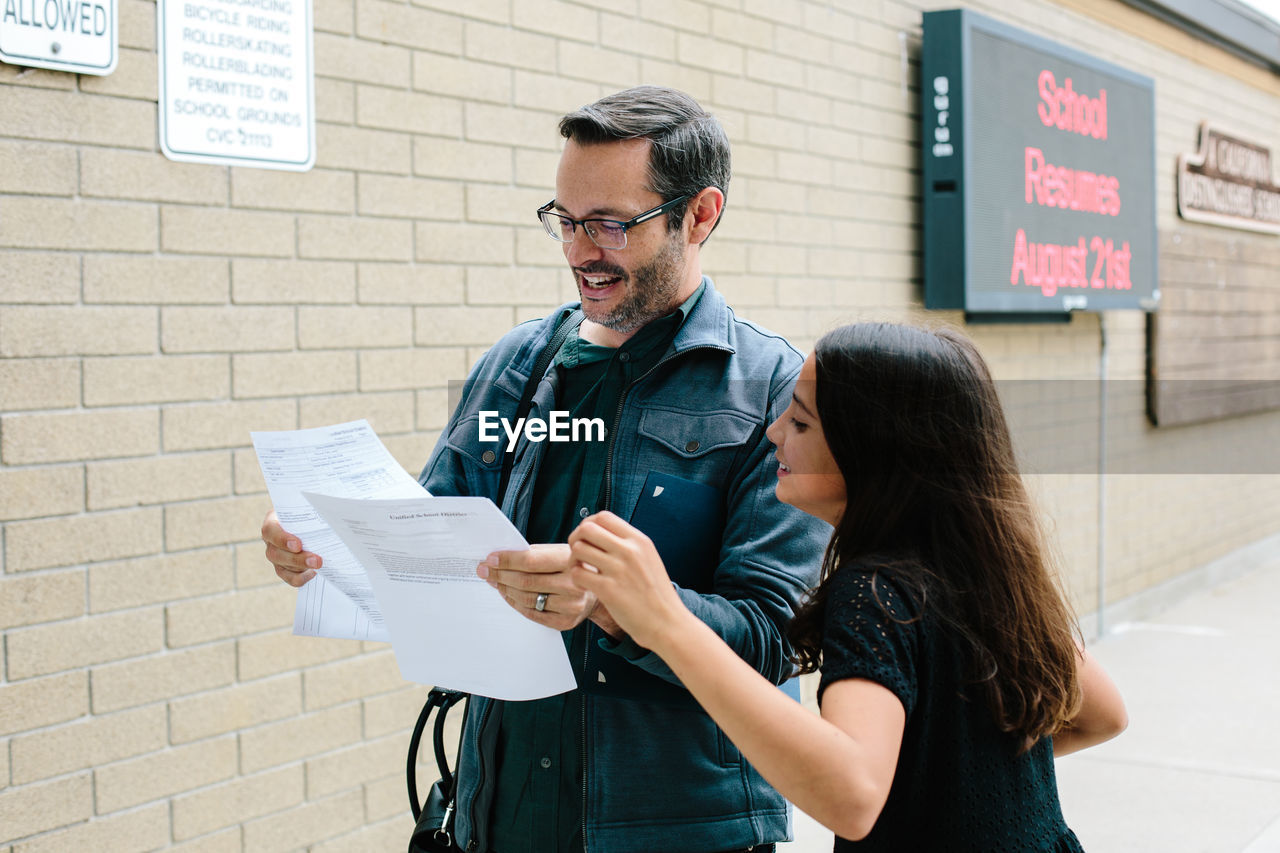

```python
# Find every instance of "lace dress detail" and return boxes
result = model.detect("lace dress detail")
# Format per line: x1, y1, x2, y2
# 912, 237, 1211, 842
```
818, 564, 1085, 853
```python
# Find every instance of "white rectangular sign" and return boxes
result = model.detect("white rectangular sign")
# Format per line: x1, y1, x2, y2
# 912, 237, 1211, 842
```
0, 0, 117, 74
158, 0, 314, 171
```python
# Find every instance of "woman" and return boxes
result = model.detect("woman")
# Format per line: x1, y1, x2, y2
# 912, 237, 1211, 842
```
569, 322, 1127, 850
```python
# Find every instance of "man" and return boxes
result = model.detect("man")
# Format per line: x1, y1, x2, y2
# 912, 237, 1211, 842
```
264, 86, 827, 853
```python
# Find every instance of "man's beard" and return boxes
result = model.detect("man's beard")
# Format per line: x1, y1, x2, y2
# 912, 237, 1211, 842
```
577, 233, 686, 334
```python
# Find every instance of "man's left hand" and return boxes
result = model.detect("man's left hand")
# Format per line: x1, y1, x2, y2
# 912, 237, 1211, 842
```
479, 544, 623, 636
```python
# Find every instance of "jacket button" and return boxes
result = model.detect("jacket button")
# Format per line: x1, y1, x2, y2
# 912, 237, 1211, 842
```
685, 440, 700, 453
540, 756, 552, 769
481, 450, 496, 464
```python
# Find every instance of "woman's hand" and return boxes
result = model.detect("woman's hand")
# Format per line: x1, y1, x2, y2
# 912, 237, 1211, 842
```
568, 511, 696, 651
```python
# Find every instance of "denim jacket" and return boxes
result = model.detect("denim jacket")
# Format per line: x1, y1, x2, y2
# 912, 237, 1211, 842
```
418, 278, 829, 853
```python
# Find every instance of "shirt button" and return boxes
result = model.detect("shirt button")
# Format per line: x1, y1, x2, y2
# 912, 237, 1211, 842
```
481, 450, 496, 464
618, 352, 631, 362
685, 440, 700, 453
540, 756, 552, 769
579, 507, 589, 518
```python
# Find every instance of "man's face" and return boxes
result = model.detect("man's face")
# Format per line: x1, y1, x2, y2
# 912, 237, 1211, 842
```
553, 138, 690, 334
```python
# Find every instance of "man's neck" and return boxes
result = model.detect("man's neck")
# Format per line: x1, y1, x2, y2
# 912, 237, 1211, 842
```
579, 271, 702, 349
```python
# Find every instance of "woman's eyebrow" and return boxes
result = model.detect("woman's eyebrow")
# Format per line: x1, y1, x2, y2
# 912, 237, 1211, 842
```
791, 390, 817, 418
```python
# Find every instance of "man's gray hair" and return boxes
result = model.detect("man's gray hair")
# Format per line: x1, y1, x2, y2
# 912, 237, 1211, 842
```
559, 86, 730, 236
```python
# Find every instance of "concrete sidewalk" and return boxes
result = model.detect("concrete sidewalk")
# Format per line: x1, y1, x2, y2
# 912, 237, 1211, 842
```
781, 535, 1280, 852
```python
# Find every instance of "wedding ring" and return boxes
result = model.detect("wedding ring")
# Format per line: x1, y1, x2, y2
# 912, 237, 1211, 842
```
535, 592, 549, 612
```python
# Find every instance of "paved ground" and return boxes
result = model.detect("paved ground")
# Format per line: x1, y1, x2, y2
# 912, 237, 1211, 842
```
779, 545, 1280, 853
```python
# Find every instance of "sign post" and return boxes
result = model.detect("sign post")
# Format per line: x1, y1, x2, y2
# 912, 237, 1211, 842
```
157, 0, 315, 171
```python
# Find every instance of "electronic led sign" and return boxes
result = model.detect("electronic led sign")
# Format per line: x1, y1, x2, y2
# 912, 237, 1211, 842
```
922, 9, 1158, 315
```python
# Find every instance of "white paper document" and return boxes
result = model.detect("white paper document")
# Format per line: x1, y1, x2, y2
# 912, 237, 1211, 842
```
252, 420, 427, 643
302, 492, 577, 701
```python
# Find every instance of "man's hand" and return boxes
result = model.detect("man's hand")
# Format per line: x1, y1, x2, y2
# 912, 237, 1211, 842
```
478, 544, 623, 636
262, 509, 322, 587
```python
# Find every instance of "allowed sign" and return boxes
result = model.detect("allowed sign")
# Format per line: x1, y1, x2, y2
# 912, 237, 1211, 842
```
0, 0, 117, 75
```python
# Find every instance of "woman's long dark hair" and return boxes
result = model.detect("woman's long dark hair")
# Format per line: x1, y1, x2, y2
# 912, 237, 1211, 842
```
788, 323, 1082, 747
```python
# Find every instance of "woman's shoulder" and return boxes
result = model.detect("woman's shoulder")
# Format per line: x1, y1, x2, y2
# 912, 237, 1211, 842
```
825, 554, 924, 622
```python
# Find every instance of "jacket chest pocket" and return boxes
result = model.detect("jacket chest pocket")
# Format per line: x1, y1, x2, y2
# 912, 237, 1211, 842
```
636, 407, 758, 478
444, 414, 504, 497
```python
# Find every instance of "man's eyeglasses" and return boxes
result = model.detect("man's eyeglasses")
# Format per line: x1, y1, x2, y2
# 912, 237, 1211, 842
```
536, 195, 691, 250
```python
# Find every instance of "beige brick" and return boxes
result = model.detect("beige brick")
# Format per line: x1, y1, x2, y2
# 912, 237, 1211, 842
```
170, 828, 240, 853
411, 51, 510, 103
303, 650, 403, 711
84, 355, 228, 406
465, 265, 565, 305
385, 430, 435, 473
297, 390, 416, 434
83, 254, 229, 305
0, 672, 87, 737
511, 70, 599, 115
232, 258, 356, 304
412, 136, 512, 183
232, 449, 267, 496
242, 788, 364, 853
310, 817, 411, 853
408, 0, 507, 22
676, 31, 745, 74
357, 262, 465, 305
362, 685, 430, 738
297, 305, 412, 349
11, 704, 166, 784
354, 85, 463, 138
0, 85, 154, 148
232, 351, 357, 399
0, 774, 92, 841
7, 609, 164, 680
165, 494, 276, 553
355, 0, 462, 51
356, 174, 464, 220
162, 400, 295, 451
712, 7, 774, 49
239, 702, 362, 774
0, 357, 80, 411
160, 306, 294, 355
0, 251, 80, 304
365, 772, 406, 820
117, 0, 155, 48
0, 140, 76, 195
12, 801, 168, 853
160, 206, 295, 258
558, 42, 640, 88
297, 215, 413, 262
88, 453, 230, 511
313, 0, 352, 33
464, 102, 558, 149
313, 31, 410, 88
306, 735, 402, 800
1, 409, 157, 465
91, 642, 236, 713
0, 196, 156, 251
416, 386, 453, 431
89, 548, 235, 614
415, 222, 513, 265
6, 502, 161, 575
514, 0, 597, 40
415, 305, 512, 345
171, 765, 303, 841
231, 168, 355, 214
0, 306, 156, 357
358, 347, 467, 392
315, 77, 355, 123
0, 466, 84, 521
78, 45, 158, 100
81, 148, 225, 204
464, 184, 551, 228
315, 121, 413, 174
0, 570, 85, 631
464, 20, 556, 71
600, 12, 675, 59
94, 736, 237, 813
166, 585, 294, 647
170, 672, 301, 744
641, 0, 710, 31
237, 629, 359, 681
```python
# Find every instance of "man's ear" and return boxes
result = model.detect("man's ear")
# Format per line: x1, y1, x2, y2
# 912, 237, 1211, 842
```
685, 187, 725, 245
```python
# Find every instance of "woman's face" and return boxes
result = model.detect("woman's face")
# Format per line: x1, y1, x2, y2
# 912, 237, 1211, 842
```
765, 354, 846, 526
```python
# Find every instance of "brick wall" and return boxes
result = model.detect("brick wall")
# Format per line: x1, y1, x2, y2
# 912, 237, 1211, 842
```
2, 0, 1279, 849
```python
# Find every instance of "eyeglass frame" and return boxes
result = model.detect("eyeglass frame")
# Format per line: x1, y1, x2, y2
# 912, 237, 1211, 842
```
536, 194, 692, 250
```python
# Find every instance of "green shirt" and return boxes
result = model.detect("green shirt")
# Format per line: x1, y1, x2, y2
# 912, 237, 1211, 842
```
488, 283, 703, 853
